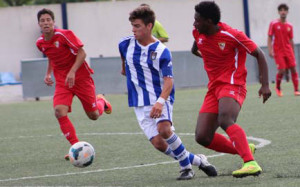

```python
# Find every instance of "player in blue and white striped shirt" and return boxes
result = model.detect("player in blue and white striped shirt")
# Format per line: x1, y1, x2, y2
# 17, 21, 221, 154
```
119, 5, 217, 180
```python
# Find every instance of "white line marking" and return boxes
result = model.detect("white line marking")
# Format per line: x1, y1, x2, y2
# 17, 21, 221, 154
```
0, 134, 271, 182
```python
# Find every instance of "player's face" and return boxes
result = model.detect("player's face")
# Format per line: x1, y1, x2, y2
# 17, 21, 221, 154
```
193, 12, 209, 34
38, 14, 55, 34
278, 8, 288, 19
131, 19, 152, 41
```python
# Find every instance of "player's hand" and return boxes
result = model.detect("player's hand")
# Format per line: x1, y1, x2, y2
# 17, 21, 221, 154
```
121, 69, 126, 76
65, 71, 75, 88
44, 74, 54, 86
268, 51, 274, 58
150, 102, 163, 119
258, 85, 272, 103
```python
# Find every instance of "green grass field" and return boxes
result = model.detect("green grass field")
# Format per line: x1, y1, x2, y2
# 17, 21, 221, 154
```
0, 83, 300, 186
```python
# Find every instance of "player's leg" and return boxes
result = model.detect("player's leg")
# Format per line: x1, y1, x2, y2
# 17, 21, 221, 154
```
75, 77, 112, 120
218, 97, 261, 177
195, 90, 238, 154
196, 113, 238, 154
286, 55, 300, 95
274, 55, 286, 96
157, 120, 194, 180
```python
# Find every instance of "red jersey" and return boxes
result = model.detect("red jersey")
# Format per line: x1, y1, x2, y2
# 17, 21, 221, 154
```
36, 29, 93, 84
268, 19, 294, 56
193, 22, 257, 89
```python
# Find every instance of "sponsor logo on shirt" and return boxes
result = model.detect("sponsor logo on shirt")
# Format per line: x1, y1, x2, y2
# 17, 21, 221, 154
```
150, 51, 157, 60
277, 26, 281, 30
54, 41, 59, 48
218, 42, 226, 51
229, 90, 235, 95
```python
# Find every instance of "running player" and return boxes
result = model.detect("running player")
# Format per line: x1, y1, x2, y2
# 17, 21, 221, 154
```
36, 8, 112, 159
191, 1, 271, 178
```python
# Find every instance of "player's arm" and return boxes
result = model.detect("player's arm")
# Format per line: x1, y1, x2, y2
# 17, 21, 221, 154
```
120, 56, 126, 76
289, 39, 295, 52
250, 47, 272, 103
267, 35, 274, 58
65, 47, 86, 88
191, 41, 202, 58
44, 60, 54, 86
150, 76, 173, 119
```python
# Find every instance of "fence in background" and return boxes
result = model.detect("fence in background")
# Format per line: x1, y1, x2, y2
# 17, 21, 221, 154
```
21, 46, 300, 99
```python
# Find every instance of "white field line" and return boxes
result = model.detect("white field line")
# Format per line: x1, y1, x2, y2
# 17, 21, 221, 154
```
0, 133, 271, 182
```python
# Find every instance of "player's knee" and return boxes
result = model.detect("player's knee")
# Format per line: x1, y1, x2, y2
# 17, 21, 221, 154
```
195, 134, 211, 146
218, 112, 234, 127
55, 108, 66, 119
151, 136, 166, 152
88, 113, 99, 120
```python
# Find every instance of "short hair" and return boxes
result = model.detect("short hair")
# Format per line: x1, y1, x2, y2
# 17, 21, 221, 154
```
278, 3, 289, 11
37, 8, 55, 22
195, 1, 221, 24
129, 6, 155, 27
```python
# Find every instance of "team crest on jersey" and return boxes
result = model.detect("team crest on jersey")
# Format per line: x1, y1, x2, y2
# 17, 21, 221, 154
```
54, 41, 59, 48
150, 51, 157, 60
287, 27, 291, 32
218, 42, 226, 50
277, 26, 281, 30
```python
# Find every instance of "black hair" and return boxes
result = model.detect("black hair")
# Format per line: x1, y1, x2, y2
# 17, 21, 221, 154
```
278, 3, 289, 11
129, 6, 155, 27
37, 8, 55, 22
195, 1, 221, 24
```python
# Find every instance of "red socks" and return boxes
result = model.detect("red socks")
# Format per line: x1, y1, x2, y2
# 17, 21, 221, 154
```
226, 124, 254, 162
292, 72, 299, 91
276, 73, 283, 90
206, 133, 238, 154
97, 98, 105, 115
58, 116, 79, 145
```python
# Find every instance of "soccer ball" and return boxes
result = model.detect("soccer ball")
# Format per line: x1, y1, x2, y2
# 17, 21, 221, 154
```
68, 141, 95, 168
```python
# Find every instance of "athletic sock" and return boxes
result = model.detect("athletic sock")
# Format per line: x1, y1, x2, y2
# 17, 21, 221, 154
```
206, 133, 238, 154
164, 147, 201, 166
96, 97, 105, 115
58, 116, 79, 145
165, 133, 192, 170
226, 124, 254, 163
276, 73, 283, 90
292, 72, 299, 91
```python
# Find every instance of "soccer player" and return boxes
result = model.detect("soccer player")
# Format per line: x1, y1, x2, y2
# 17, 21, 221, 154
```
36, 8, 112, 159
140, 4, 169, 43
119, 6, 217, 180
191, 1, 271, 178
268, 3, 300, 97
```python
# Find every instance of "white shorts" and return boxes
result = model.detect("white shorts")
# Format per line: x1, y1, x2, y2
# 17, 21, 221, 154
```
134, 101, 175, 140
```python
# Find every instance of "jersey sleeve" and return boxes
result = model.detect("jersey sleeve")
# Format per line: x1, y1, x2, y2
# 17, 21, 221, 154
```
268, 22, 274, 36
61, 30, 84, 52
118, 37, 131, 59
159, 48, 173, 78
36, 38, 43, 52
234, 30, 257, 54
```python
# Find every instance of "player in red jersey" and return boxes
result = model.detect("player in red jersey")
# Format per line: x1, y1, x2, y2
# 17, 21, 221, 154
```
191, 1, 271, 178
36, 8, 112, 159
268, 3, 300, 97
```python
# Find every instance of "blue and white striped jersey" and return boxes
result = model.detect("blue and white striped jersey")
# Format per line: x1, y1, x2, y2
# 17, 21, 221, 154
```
119, 36, 175, 107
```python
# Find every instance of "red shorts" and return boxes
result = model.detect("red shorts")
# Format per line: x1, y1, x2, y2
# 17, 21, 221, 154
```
199, 84, 247, 114
53, 76, 97, 113
274, 53, 296, 69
